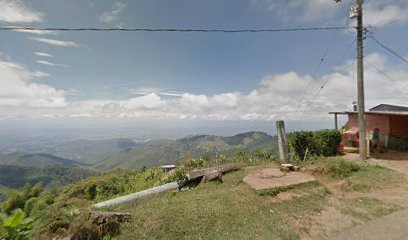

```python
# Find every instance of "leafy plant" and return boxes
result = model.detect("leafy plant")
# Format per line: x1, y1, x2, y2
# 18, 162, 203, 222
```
288, 130, 342, 160
0, 209, 34, 240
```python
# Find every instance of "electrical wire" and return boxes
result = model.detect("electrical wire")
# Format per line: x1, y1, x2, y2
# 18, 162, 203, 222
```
288, 30, 338, 129
368, 35, 408, 65
290, 38, 357, 130
1, 26, 357, 33
366, 60, 408, 93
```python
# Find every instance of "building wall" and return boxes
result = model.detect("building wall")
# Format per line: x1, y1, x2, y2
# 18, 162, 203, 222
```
346, 113, 390, 134
346, 113, 408, 149
346, 113, 390, 147
390, 115, 408, 136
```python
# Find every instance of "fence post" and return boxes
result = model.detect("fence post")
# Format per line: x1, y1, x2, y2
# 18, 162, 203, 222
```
276, 120, 290, 163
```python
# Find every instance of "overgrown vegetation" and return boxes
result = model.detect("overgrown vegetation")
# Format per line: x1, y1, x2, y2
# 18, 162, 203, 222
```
0, 148, 278, 240
0, 184, 48, 240
182, 149, 277, 169
2, 141, 403, 240
0, 209, 34, 240
288, 129, 342, 160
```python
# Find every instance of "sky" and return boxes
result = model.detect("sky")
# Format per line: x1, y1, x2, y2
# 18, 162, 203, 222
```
0, 0, 407, 136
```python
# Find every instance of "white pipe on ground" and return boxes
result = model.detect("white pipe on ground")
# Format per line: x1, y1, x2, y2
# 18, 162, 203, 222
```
93, 182, 179, 208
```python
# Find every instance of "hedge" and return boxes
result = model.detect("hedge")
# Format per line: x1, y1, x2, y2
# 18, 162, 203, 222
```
288, 129, 342, 160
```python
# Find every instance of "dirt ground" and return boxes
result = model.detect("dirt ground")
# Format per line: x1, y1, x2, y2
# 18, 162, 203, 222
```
307, 151, 408, 240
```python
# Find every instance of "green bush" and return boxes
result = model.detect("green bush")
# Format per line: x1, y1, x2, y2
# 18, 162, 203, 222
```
288, 131, 314, 160
288, 129, 342, 160
0, 208, 34, 240
314, 130, 343, 156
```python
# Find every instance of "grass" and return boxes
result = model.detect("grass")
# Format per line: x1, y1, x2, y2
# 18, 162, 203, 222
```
257, 181, 324, 197
305, 158, 403, 192
114, 170, 330, 240
340, 197, 400, 221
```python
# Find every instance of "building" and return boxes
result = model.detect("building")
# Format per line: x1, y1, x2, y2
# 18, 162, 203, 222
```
330, 104, 408, 151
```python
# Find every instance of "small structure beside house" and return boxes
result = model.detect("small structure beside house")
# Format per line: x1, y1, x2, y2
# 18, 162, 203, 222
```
330, 104, 408, 151
161, 164, 177, 172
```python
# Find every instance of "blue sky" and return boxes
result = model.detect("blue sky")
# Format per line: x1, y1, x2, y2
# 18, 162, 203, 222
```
0, 0, 407, 133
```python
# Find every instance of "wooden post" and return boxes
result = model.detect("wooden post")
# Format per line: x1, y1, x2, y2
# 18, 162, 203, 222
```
276, 120, 290, 163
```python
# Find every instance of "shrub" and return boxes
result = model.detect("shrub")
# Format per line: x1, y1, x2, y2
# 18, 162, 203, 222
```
313, 130, 343, 156
0, 208, 34, 240
288, 131, 314, 160
254, 149, 272, 160
288, 129, 342, 160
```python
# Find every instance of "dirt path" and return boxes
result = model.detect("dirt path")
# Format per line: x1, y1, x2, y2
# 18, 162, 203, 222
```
334, 208, 408, 240
307, 152, 408, 240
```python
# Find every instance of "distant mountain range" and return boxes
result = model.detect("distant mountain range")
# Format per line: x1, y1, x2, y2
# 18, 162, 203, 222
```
0, 131, 277, 188
0, 152, 87, 168
93, 131, 278, 170
0, 138, 139, 165
0, 165, 97, 188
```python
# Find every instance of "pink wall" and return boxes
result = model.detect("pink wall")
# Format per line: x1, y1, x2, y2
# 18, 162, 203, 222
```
390, 115, 408, 136
347, 113, 390, 135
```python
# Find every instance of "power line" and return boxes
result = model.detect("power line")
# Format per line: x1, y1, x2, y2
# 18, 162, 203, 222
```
368, 34, 408, 65
288, 30, 338, 129
1, 26, 357, 33
366, 60, 408, 93
289, 37, 356, 130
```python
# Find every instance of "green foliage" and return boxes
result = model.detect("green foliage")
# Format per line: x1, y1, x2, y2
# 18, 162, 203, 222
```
313, 130, 343, 156
0, 209, 34, 240
95, 131, 279, 170
389, 136, 408, 151
288, 129, 342, 160
254, 149, 272, 160
184, 158, 209, 169
55, 168, 171, 203
327, 160, 361, 179
0, 165, 98, 188
158, 167, 187, 185
1, 183, 43, 215
288, 131, 314, 160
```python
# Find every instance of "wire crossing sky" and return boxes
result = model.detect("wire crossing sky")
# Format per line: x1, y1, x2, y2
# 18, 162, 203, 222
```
0, 26, 355, 33
0, 0, 407, 133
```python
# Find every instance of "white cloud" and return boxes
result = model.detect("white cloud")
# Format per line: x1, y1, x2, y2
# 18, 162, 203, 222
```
32, 71, 50, 78
29, 37, 79, 47
124, 93, 163, 109
0, 0, 43, 23
364, 2, 408, 26
11, 28, 56, 35
36, 60, 68, 67
253, 0, 408, 26
252, 0, 340, 22
34, 52, 53, 58
100, 2, 127, 25
2, 53, 408, 122
0, 56, 66, 108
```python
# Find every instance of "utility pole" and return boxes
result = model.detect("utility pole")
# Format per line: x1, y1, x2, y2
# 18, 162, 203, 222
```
335, 0, 367, 160
356, 0, 367, 160
276, 120, 290, 163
